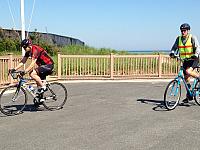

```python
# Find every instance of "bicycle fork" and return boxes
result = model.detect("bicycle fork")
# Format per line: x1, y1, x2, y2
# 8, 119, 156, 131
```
170, 80, 180, 97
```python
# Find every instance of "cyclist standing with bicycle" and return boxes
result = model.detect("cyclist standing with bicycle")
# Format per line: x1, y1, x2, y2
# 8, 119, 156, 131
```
9, 39, 54, 95
169, 23, 200, 103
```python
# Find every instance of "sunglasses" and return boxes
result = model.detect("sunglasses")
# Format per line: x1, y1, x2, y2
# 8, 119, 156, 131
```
22, 46, 27, 49
181, 30, 187, 32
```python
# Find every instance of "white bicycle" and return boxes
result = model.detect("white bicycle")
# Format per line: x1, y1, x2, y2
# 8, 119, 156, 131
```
0, 71, 68, 116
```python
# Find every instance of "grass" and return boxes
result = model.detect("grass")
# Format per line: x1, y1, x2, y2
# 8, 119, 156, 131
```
0, 51, 22, 56
59, 45, 128, 55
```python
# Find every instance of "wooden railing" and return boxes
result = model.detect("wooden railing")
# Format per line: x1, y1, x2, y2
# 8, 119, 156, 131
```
57, 54, 180, 79
0, 54, 30, 86
0, 53, 180, 86
0, 55, 21, 85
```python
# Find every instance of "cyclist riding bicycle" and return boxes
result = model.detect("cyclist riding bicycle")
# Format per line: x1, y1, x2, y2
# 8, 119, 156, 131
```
9, 39, 54, 95
169, 23, 200, 103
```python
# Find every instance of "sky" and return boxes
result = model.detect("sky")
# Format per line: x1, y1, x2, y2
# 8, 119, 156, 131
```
0, 0, 200, 51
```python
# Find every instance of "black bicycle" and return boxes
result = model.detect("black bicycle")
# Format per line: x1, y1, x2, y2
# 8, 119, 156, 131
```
0, 71, 68, 116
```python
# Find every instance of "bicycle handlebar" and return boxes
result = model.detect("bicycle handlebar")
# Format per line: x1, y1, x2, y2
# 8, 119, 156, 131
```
10, 70, 25, 79
172, 55, 200, 69
171, 55, 197, 62
12, 70, 24, 74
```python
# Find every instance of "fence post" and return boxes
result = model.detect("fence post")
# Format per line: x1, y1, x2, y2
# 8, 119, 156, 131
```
57, 53, 61, 79
158, 54, 162, 78
8, 53, 13, 84
110, 53, 114, 79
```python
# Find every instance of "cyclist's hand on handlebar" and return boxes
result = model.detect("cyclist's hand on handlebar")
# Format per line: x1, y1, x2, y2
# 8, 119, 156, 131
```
191, 54, 198, 59
8, 68, 16, 74
169, 51, 175, 58
19, 70, 26, 76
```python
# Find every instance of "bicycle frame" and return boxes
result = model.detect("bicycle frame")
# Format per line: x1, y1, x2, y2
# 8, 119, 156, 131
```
175, 66, 198, 97
16, 75, 54, 100
17, 77, 36, 98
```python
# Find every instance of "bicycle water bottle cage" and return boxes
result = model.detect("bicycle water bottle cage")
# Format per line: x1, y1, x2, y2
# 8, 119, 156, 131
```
19, 79, 26, 86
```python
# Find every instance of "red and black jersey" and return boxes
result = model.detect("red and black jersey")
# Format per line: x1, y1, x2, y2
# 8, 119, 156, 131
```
25, 45, 54, 66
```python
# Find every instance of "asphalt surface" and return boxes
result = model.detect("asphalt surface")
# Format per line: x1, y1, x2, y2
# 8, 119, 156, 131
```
1, 81, 200, 150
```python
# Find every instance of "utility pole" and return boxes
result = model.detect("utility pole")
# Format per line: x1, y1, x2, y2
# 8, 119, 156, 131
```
20, 0, 25, 56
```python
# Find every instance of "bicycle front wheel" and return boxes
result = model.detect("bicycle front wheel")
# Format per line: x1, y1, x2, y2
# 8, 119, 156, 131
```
42, 82, 68, 110
194, 79, 200, 105
0, 85, 27, 116
164, 79, 181, 110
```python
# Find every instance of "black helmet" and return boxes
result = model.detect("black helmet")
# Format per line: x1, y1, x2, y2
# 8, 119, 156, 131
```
180, 23, 190, 30
21, 39, 32, 48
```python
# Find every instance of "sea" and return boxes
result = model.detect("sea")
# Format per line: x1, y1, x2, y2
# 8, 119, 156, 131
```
127, 50, 170, 54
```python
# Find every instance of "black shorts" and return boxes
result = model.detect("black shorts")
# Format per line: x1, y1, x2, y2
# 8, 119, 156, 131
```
183, 59, 199, 75
37, 64, 54, 80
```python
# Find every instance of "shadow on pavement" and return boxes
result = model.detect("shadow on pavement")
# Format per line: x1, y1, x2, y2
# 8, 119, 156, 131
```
137, 99, 167, 111
137, 98, 196, 111
22, 104, 47, 112
0, 104, 47, 117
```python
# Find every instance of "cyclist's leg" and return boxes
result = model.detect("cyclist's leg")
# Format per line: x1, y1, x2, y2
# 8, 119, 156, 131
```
183, 61, 192, 88
183, 74, 192, 102
29, 69, 43, 87
186, 59, 200, 78
183, 61, 193, 102
37, 64, 54, 80
186, 67, 199, 78
183, 59, 199, 102
35, 64, 54, 93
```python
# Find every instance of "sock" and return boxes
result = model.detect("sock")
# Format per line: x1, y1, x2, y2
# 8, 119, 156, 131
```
41, 85, 46, 90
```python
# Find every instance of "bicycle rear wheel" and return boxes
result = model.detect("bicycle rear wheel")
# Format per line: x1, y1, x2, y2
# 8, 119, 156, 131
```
194, 79, 200, 105
42, 82, 67, 110
0, 85, 27, 116
164, 79, 181, 110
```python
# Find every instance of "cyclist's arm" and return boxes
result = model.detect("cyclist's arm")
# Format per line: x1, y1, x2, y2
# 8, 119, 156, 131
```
191, 35, 200, 56
14, 56, 28, 70
24, 58, 37, 73
171, 37, 179, 52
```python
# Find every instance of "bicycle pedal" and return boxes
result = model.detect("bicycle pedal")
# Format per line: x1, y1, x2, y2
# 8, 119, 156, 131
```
15, 110, 23, 114
39, 97, 45, 102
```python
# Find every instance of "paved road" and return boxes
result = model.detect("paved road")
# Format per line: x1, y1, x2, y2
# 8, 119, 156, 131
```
0, 81, 200, 150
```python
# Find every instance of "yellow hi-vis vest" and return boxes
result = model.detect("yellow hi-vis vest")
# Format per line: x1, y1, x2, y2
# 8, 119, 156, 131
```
178, 34, 194, 59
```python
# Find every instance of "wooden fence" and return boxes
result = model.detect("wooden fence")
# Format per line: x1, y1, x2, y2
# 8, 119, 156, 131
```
0, 53, 180, 86
0, 55, 21, 85
0, 54, 32, 86
57, 53, 180, 79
